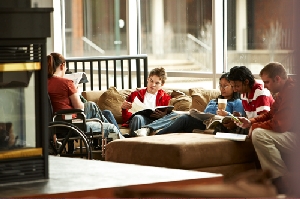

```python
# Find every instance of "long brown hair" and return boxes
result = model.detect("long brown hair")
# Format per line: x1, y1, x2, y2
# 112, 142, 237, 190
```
47, 52, 66, 78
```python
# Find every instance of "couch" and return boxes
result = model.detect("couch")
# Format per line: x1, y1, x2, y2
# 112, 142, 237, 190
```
82, 86, 259, 180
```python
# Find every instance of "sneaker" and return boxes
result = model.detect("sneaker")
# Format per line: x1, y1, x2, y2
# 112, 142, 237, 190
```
134, 128, 150, 137
108, 132, 119, 140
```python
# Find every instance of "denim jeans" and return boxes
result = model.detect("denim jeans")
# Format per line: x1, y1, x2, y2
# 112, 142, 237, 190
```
102, 110, 120, 131
129, 115, 154, 136
145, 112, 180, 130
84, 101, 124, 139
86, 121, 124, 139
156, 114, 206, 135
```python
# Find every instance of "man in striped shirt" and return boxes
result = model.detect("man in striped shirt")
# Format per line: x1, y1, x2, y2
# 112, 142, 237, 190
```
228, 66, 275, 119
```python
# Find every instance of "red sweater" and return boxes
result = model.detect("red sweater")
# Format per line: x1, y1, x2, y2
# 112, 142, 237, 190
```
250, 78, 296, 133
122, 88, 171, 126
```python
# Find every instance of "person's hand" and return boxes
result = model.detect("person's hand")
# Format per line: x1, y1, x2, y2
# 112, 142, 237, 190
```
232, 111, 241, 117
234, 117, 251, 129
150, 109, 167, 118
216, 109, 228, 116
121, 101, 132, 109
222, 120, 237, 130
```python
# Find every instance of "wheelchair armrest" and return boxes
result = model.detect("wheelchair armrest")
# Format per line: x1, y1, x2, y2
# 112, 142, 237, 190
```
86, 118, 103, 124
55, 109, 84, 115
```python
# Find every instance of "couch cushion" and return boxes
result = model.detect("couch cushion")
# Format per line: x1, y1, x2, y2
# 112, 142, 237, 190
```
189, 88, 220, 112
97, 87, 127, 124
105, 133, 257, 170
82, 91, 105, 103
169, 95, 192, 111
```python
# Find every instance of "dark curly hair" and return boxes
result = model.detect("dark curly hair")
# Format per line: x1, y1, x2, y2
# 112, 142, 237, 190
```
228, 66, 255, 89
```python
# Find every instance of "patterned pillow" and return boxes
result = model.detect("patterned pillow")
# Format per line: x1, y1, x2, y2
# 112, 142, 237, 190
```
169, 95, 192, 111
97, 87, 127, 124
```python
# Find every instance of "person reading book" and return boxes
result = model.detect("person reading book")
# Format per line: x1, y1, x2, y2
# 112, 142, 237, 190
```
135, 72, 245, 136
228, 65, 275, 119
47, 52, 125, 148
233, 63, 296, 195
121, 67, 171, 137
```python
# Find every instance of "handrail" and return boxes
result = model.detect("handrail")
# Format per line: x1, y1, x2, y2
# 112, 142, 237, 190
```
186, 33, 212, 70
66, 54, 148, 91
82, 37, 105, 54
187, 34, 211, 51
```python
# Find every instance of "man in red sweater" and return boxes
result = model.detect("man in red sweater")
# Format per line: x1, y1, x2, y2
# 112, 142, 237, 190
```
121, 67, 171, 137
236, 62, 296, 195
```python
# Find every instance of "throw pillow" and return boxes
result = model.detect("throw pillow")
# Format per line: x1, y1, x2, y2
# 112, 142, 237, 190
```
169, 95, 192, 111
189, 88, 220, 112
97, 87, 125, 124
170, 90, 186, 98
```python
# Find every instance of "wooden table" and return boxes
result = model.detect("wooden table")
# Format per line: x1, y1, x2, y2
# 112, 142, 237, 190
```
0, 156, 223, 198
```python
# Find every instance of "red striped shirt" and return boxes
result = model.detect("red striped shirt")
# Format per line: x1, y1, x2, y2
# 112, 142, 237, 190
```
241, 81, 274, 119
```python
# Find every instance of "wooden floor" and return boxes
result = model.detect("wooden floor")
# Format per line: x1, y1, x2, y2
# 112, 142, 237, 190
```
0, 156, 223, 198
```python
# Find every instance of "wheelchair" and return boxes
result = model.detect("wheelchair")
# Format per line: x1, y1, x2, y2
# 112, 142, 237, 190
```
48, 96, 108, 160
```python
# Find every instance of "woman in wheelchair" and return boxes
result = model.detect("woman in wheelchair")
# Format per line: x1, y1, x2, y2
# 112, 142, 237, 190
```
47, 52, 125, 141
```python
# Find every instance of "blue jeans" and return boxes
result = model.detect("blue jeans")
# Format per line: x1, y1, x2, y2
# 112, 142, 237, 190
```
102, 110, 120, 131
145, 112, 180, 130
156, 114, 206, 135
84, 101, 124, 138
86, 121, 124, 139
129, 115, 154, 136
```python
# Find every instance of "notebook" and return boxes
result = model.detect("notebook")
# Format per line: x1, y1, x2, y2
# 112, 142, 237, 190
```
214, 132, 247, 141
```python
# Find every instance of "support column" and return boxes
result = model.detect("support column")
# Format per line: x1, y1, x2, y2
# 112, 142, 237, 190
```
126, 0, 140, 55
72, 0, 83, 56
212, 0, 224, 88
151, 0, 164, 57
236, 0, 247, 51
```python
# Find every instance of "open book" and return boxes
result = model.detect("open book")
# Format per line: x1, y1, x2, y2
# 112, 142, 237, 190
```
128, 97, 174, 120
189, 108, 215, 122
64, 72, 88, 86
214, 132, 247, 141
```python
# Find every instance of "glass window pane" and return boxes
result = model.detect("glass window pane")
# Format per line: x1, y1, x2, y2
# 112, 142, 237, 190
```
65, 0, 128, 57
226, 0, 295, 74
140, 0, 213, 89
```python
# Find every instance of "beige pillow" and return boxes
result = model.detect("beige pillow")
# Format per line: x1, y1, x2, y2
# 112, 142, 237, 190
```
97, 87, 125, 124
169, 95, 192, 111
189, 88, 220, 112
170, 90, 186, 98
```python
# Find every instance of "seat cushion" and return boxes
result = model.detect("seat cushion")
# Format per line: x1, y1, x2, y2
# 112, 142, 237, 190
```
105, 133, 257, 170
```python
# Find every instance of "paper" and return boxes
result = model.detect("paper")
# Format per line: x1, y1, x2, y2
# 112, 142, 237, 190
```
64, 72, 88, 86
214, 132, 247, 141
129, 97, 149, 114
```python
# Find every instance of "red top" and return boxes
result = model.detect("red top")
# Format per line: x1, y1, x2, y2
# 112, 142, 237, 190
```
121, 88, 171, 126
241, 81, 275, 119
250, 78, 296, 133
48, 76, 77, 113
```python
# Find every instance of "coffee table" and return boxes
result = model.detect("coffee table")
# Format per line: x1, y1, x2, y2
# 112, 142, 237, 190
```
0, 156, 223, 198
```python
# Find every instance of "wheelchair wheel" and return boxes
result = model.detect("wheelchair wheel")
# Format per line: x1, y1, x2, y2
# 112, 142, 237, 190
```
48, 121, 92, 159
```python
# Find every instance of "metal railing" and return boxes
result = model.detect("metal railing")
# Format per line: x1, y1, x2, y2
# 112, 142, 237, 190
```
66, 54, 148, 91
186, 34, 212, 69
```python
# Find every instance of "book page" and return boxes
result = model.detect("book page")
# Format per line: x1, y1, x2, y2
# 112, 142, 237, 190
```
129, 97, 150, 114
214, 132, 247, 141
64, 72, 87, 86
